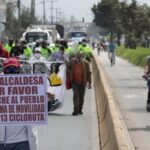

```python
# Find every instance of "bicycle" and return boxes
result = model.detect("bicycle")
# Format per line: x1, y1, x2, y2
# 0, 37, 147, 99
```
109, 52, 115, 66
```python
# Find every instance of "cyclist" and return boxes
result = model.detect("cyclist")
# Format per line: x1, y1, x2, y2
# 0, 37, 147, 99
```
108, 39, 116, 65
143, 56, 150, 112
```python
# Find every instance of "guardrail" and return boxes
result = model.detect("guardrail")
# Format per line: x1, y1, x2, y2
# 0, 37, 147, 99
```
91, 54, 135, 150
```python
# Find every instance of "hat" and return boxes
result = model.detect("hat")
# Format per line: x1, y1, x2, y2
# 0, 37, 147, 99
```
4, 57, 20, 68
34, 47, 41, 52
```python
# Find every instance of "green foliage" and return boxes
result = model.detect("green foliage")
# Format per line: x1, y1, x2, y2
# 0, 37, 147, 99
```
116, 46, 150, 66
92, 0, 150, 47
5, 2, 41, 39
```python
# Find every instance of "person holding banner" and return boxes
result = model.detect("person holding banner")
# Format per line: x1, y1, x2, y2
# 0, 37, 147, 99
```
0, 57, 38, 150
69, 51, 92, 116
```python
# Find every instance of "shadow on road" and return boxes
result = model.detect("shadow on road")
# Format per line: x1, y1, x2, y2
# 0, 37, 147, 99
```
129, 126, 150, 132
126, 107, 147, 113
48, 113, 72, 116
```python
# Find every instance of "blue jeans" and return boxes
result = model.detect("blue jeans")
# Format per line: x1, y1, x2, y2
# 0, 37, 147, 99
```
0, 141, 30, 150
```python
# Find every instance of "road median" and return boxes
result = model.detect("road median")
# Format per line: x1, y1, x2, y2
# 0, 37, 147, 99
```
91, 54, 135, 150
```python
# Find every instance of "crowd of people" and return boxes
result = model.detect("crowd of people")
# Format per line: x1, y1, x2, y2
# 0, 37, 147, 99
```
0, 38, 93, 150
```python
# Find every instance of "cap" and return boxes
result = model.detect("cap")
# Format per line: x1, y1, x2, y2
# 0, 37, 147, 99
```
34, 47, 41, 52
4, 57, 20, 68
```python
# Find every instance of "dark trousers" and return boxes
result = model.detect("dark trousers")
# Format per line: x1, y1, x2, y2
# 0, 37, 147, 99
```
148, 89, 150, 104
72, 82, 86, 113
147, 81, 150, 104
0, 141, 30, 150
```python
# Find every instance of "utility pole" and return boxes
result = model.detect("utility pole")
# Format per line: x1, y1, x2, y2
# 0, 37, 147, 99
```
48, 0, 57, 25
31, 0, 35, 24
58, 11, 63, 24
55, 8, 58, 23
17, 0, 21, 29
43, 0, 46, 24
55, 8, 61, 24
40, 0, 46, 24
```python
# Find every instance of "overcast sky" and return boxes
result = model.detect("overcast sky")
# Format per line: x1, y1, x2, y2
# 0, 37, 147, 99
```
21, 0, 150, 23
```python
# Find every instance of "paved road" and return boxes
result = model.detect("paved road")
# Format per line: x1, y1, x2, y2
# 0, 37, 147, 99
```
37, 84, 100, 150
96, 51, 150, 150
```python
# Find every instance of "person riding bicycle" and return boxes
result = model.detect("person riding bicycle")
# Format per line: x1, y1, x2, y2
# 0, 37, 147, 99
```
143, 55, 150, 112
108, 38, 116, 65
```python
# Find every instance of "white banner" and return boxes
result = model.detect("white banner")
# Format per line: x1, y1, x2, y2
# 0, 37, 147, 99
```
47, 62, 66, 109
29, 61, 67, 111
0, 74, 48, 125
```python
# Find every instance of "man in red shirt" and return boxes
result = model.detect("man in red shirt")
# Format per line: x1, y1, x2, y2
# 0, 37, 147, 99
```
69, 52, 92, 115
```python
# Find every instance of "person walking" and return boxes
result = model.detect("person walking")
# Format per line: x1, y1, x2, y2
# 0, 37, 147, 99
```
0, 42, 9, 58
69, 51, 92, 115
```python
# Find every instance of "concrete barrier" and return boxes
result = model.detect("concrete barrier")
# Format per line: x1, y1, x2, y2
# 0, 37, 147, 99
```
91, 54, 135, 150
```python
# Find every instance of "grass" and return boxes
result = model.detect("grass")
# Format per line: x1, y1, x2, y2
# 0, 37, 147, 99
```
116, 46, 150, 67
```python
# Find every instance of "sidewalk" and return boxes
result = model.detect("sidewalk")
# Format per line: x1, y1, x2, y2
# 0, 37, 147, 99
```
37, 85, 100, 150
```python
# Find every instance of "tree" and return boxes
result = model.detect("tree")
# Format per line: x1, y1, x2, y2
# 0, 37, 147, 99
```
92, 0, 150, 48
5, 2, 41, 39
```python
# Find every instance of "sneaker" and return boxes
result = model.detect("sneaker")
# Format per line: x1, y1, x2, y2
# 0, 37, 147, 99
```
48, 100, 61, 112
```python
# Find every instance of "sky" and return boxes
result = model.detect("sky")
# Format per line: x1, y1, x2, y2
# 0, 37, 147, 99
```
21, 0, 150, 23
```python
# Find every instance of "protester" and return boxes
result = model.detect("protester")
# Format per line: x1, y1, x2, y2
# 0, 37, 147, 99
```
77, 39, 93, 62
20, 40, 32, 60
41, 40, 51, 59
50, 40, 60, 53
10, 43, 24, 58
0, 42, 9, 58
69, 51, 92, 115
4, 38, 14, 53
50, 46, 68, 62
32, 39, 42, 53
30, 47, 46, 62
61, 40, 74, 60
0, 57, 38, 150
0, 57, 55, 150
143, 55, 150, 112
